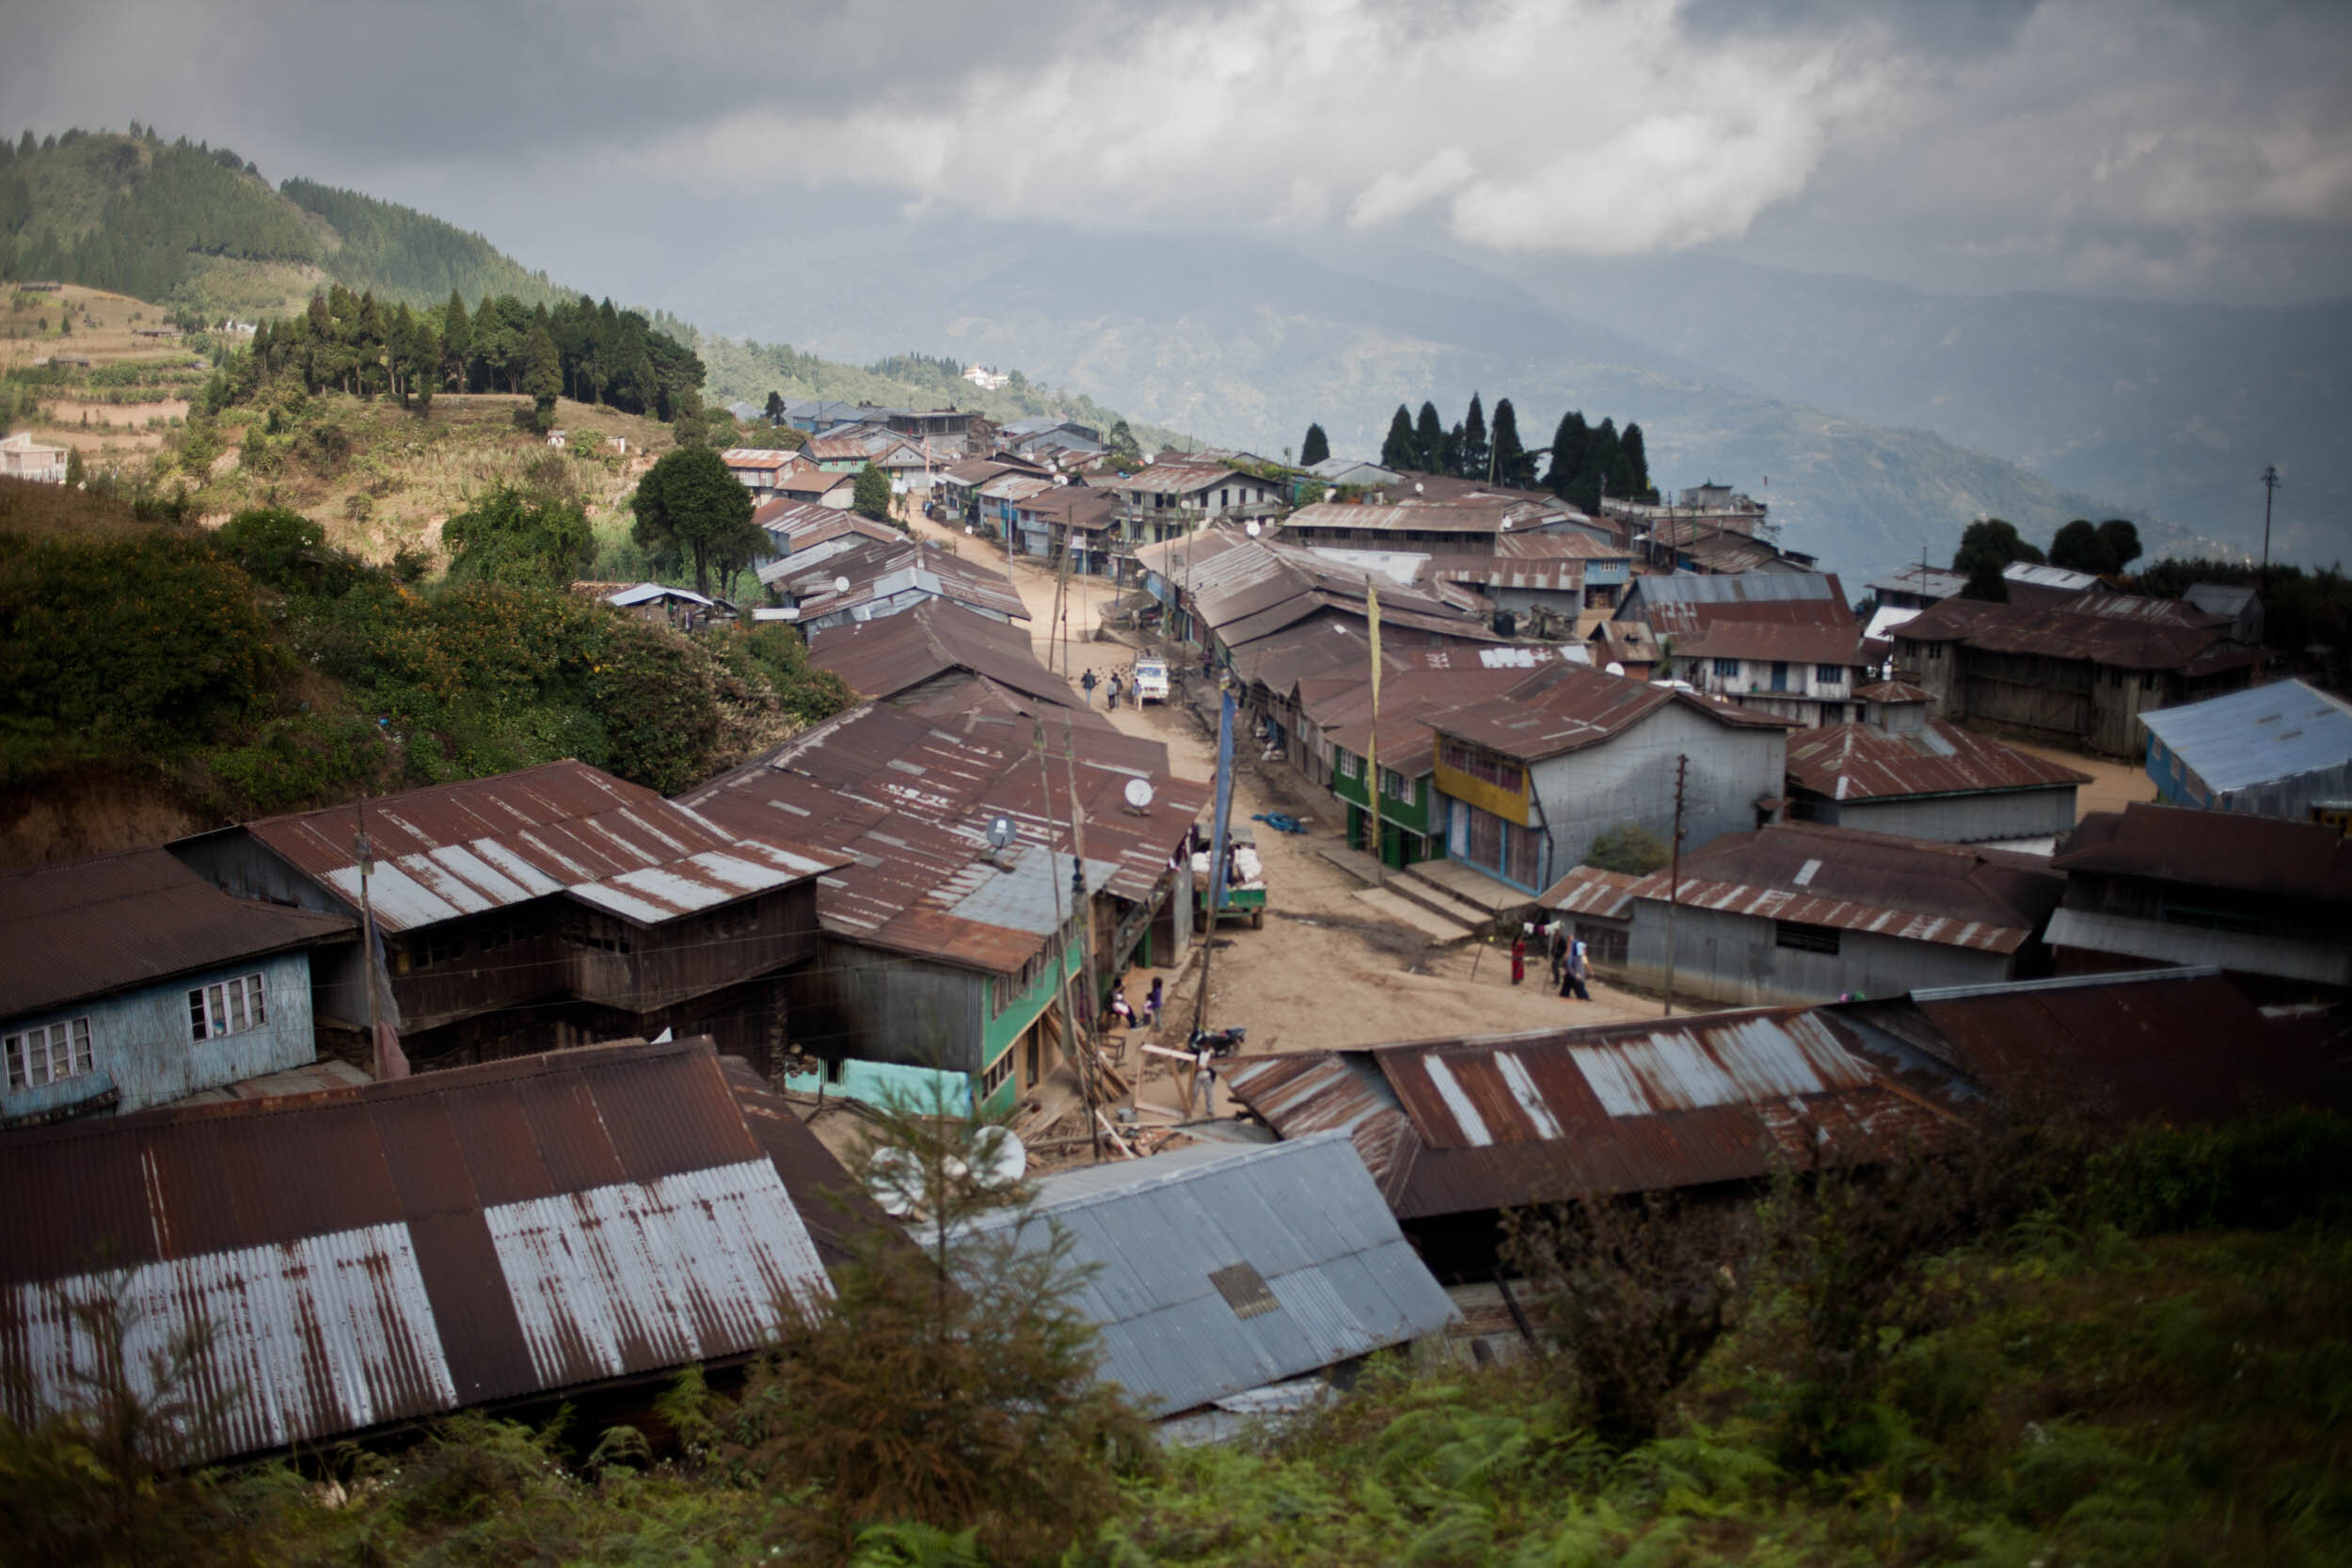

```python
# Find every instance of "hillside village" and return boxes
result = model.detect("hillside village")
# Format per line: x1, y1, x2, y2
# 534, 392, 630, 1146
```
6, 174, 2352, 1564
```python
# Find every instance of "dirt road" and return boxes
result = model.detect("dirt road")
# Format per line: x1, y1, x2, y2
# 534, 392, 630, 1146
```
899, 504, 1660, 1114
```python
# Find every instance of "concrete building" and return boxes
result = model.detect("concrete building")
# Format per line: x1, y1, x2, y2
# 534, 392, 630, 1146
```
1785, 681, 2089, 847
2139, 677, 2352, 822
2, 849, 350, 1127
0, 431, 71, 483
1427, 663, 1791, 894
1552, 822, 2066, 1006
1894, 592, 2265, 758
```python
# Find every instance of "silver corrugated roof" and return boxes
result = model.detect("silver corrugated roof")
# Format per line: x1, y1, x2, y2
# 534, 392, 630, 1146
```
961, 1133, 1455, 1417
2139, 679, 2352, 796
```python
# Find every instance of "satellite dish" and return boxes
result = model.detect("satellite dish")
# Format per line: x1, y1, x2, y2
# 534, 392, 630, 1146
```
1606, 660, 1626, 676
866, 1147, 923, 1218
970, 1125, 1027, 1186
1245, 519, 1262, 537
1124, 777, 1155, 810
833, 576, 850, 594
985, 816, 1017, 849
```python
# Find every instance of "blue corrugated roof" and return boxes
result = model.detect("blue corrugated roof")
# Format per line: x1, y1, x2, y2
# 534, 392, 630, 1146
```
2140, 678, 2352, 794
961, 1132, 1455, 1417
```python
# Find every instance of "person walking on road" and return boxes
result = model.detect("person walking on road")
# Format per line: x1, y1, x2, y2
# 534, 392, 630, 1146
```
1560, 936, 1592, 1001
1081, 668, 1098, 705
1144, 977, 1164, 1031
1190, 1043, 1216, 1117
1510, 931, 1527, 986
1547, 921, 1567, 987
1107, 672, 1122, 709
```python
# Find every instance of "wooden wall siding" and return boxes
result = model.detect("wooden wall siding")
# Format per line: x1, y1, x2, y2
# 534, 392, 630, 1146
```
2, 950, 318, 1122
1621, 902, 2014, 1007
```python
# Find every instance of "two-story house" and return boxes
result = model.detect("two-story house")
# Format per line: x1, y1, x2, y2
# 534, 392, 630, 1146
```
1618, 572, 1868, 728
2, 848, 352, 1127
1427, 663, 1792, 894
167, 762, 843, 1071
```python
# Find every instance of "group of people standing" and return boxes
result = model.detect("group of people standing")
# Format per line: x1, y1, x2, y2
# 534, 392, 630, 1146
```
1079, 667, 1128, 709
1510, 921, 1591, 1000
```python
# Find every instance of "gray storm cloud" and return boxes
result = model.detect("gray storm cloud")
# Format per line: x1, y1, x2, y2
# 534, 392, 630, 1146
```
4, 0, 2348, 302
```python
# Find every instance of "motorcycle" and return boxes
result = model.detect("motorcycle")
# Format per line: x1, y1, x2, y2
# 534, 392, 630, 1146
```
1189, 1024, 1248, 1057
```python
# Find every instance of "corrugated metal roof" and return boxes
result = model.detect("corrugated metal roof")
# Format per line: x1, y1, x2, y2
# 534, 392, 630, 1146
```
2054, 801, 2352, 899
1432, 662, 1786, 762
682, 705, 1205, 973
1537, 864, 1642, 913
1832, 968, 2346, 1122
1896, 594, 2246, 671
0, 1041, 834, 1462
1626, 572, 1843, 608
792, 549, 1030, 624
2042, 908, 2352, 986
605, 581, 714, 609
1788, 717, 2090, 803
812, 598, 1085, 710
2004, 561, 2104, 593
1228, 1009, 1953, 1220
2138, 678, 2352, 796
1867, 564, 1964, 600
0, 848, 353, 1019
1617, 822, 2065, 953
960, 1133, 1455, 1416
720, 448, 799, 469
227, 761, 840, 934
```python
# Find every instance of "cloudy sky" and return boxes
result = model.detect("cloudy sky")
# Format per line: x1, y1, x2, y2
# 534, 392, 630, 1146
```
8, 0, 2350, 308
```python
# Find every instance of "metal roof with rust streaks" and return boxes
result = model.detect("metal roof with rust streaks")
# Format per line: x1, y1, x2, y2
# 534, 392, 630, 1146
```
229, 760, 842, 934
0, 1041, 834, 1463
1227, 1008, 1953, 1219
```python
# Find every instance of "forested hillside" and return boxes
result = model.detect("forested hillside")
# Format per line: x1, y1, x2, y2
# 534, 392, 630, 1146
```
0, 127, 570, 317
0, 478, 850, 864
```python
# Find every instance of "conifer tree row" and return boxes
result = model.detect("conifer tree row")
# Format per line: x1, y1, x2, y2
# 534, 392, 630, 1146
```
233, 287, 704, 421
1372, 395, 1656, 506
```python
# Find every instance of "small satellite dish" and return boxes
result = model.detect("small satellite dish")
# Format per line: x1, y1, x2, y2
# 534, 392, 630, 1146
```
1124, 777, 1155, 810
970, 1125, 1027, 1186
833, 576, 850, 594
985, 816, 1017, 849
1245, 519, 1262, 537
1606, 660, 1626, 676
866, 1148, 923, 1218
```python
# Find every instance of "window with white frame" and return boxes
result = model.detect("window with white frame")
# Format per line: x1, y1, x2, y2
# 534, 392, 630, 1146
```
1380, 767, 1412, 801
1713, 657, 1740, 679
8, 1016, 93, 1089
188, 974, 267, 1042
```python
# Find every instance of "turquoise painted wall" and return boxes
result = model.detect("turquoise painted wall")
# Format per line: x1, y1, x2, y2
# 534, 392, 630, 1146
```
783, 1057, 974, 1113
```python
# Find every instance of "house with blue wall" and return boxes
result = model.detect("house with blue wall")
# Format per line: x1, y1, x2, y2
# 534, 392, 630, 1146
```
1, 848, 352, 1127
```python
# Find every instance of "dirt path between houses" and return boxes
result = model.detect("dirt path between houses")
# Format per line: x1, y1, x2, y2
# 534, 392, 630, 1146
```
900, 504, 1660, 1117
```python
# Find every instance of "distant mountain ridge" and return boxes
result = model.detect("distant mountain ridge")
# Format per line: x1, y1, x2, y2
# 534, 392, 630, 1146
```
664, 228, 2180, 584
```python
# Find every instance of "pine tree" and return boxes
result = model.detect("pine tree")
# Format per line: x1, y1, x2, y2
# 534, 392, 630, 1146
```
1380, 405, 1417, 470
1460, 393, 1488, 481
1489, 398, 1531, 489
1299, 422, 1329, 467
1620, 421, 1652, 499
438, 291, 470, 390
1415, 402, 1445, 473
1546, 410, 1590, 498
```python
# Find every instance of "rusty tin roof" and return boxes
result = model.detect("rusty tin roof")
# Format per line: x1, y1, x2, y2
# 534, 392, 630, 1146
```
1614, 822, 2064, 953
1227, 1006, 1954, 1218
682, 705, 1206, 974
0, 848, 353, 1019
1432, 662, 1788, 761
0, 1040, 834, 1463
2054, 801, 2352, 899
812, 598, 1083, 710
1894, 593, 2249, 671
223, 760, 842, 934
1788, 718, 2092, 803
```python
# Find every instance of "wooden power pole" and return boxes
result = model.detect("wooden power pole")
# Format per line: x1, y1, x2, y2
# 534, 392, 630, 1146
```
1662, 753, 1687, 1018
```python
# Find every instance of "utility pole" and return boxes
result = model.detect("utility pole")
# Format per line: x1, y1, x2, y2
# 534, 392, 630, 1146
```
1033, 717, 1100, 1160
1662, 753, 1687, 1018
1365, 584, 1383, 882
355, 799, 382, 1079
2261, 465, 2280, 574
1051, 524, 1074, 676
1060, 717, 1112, 1128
